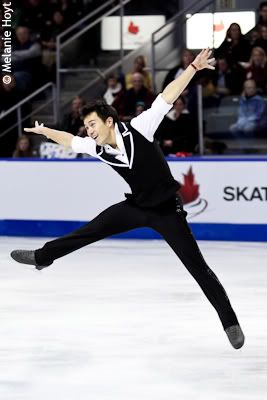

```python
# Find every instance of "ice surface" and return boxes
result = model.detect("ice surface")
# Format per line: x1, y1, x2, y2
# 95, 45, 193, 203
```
0, 237, 266, 400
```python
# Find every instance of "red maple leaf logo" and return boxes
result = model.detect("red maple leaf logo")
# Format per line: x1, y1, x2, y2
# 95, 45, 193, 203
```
128, 21, 139, 34
179, 167, 200, 204
213, 20, 224, 32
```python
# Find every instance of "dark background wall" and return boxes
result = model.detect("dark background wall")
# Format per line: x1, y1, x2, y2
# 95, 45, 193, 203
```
180, 0, 263, 12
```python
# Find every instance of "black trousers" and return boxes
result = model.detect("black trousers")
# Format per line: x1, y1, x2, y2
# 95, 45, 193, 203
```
35, 198, 239, 329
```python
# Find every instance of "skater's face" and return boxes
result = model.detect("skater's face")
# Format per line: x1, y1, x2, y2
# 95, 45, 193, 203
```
84, 112, 114, 146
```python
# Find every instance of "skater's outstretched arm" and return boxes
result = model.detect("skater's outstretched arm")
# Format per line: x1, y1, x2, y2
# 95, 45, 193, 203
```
162, 49, 215, 104
161, 48, 215, 104
24, 121, 74, 147
24, 121, 96, 156
130, 48, 215, 141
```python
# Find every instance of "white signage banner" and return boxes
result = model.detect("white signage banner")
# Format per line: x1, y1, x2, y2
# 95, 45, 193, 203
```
169, 161, 267, 223
186, 11, 255, 49
101, 15, 165, 50
1, 160, 266, 224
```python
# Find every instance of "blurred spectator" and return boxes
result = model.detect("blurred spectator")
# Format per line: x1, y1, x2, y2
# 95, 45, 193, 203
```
213, 57, 245, 96
12, 135, 35, 158
244, 47, 267, 94
230, 79, 267, 137
255, 2, 267, 29
214, 23, 251, 68
12, 26, 42, 92
249, 28, 261, 47
41, 10, 68, 50
125, 55, 152, 90
0, 75, 20, 112
253, 23, 267, 54
162, 49, 195, 88
19, 0, 48, 35
112, 72, 155, 121
55, 0, 84, 25
155, 97, 198, 155
199, 72, 218, 108
135, 101, 146, 116
103, 74, 123, 105
61, 96, 85, 135
249, 28, 261, 48
10, 1, 24, 29
41, 10, 68, 69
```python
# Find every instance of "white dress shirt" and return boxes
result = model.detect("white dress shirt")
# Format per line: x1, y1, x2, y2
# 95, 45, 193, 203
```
71, 94, 172, 164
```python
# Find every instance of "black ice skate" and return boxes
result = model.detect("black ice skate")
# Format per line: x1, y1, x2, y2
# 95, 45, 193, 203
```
10, 250, 52, 270
225, 324, 245, 349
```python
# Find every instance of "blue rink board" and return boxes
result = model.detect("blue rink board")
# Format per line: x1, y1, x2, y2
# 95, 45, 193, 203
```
0, 220, 266, 242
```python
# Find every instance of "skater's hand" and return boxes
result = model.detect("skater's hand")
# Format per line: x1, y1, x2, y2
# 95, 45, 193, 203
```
192, 48, 215, 71
24, 121, 45, 135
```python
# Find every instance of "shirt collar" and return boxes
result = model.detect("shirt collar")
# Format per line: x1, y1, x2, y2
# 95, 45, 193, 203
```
103, 124, 125, 155
95, 122, 134, 169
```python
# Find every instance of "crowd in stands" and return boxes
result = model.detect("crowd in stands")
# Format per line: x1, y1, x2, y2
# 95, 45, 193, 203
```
102, 1, 267, 156
0, 0, 100, 112
0, 0, 103, 157
2, 1, 267, 158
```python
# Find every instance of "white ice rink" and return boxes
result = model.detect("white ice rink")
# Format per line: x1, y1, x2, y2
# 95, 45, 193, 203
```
0, 237, 267, 400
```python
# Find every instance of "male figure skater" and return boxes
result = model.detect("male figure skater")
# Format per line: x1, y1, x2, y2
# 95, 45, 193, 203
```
11, 49, 245, 349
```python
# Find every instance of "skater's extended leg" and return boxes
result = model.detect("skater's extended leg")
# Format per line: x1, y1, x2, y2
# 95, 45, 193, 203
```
149, 203, 244, 348
11, 201, 148, 267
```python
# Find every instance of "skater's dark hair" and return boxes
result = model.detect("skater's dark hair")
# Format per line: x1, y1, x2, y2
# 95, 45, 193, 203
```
82, 99, 119, 124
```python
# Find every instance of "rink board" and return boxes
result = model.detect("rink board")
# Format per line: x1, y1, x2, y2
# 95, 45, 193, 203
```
1, 157, 266, 241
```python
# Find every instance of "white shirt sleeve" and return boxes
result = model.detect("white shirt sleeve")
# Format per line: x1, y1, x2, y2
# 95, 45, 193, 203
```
130, 93, 173, 142
71, 136, 97, 156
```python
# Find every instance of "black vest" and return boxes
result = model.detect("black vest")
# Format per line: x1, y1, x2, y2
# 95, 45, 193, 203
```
96, 122, 180, 208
